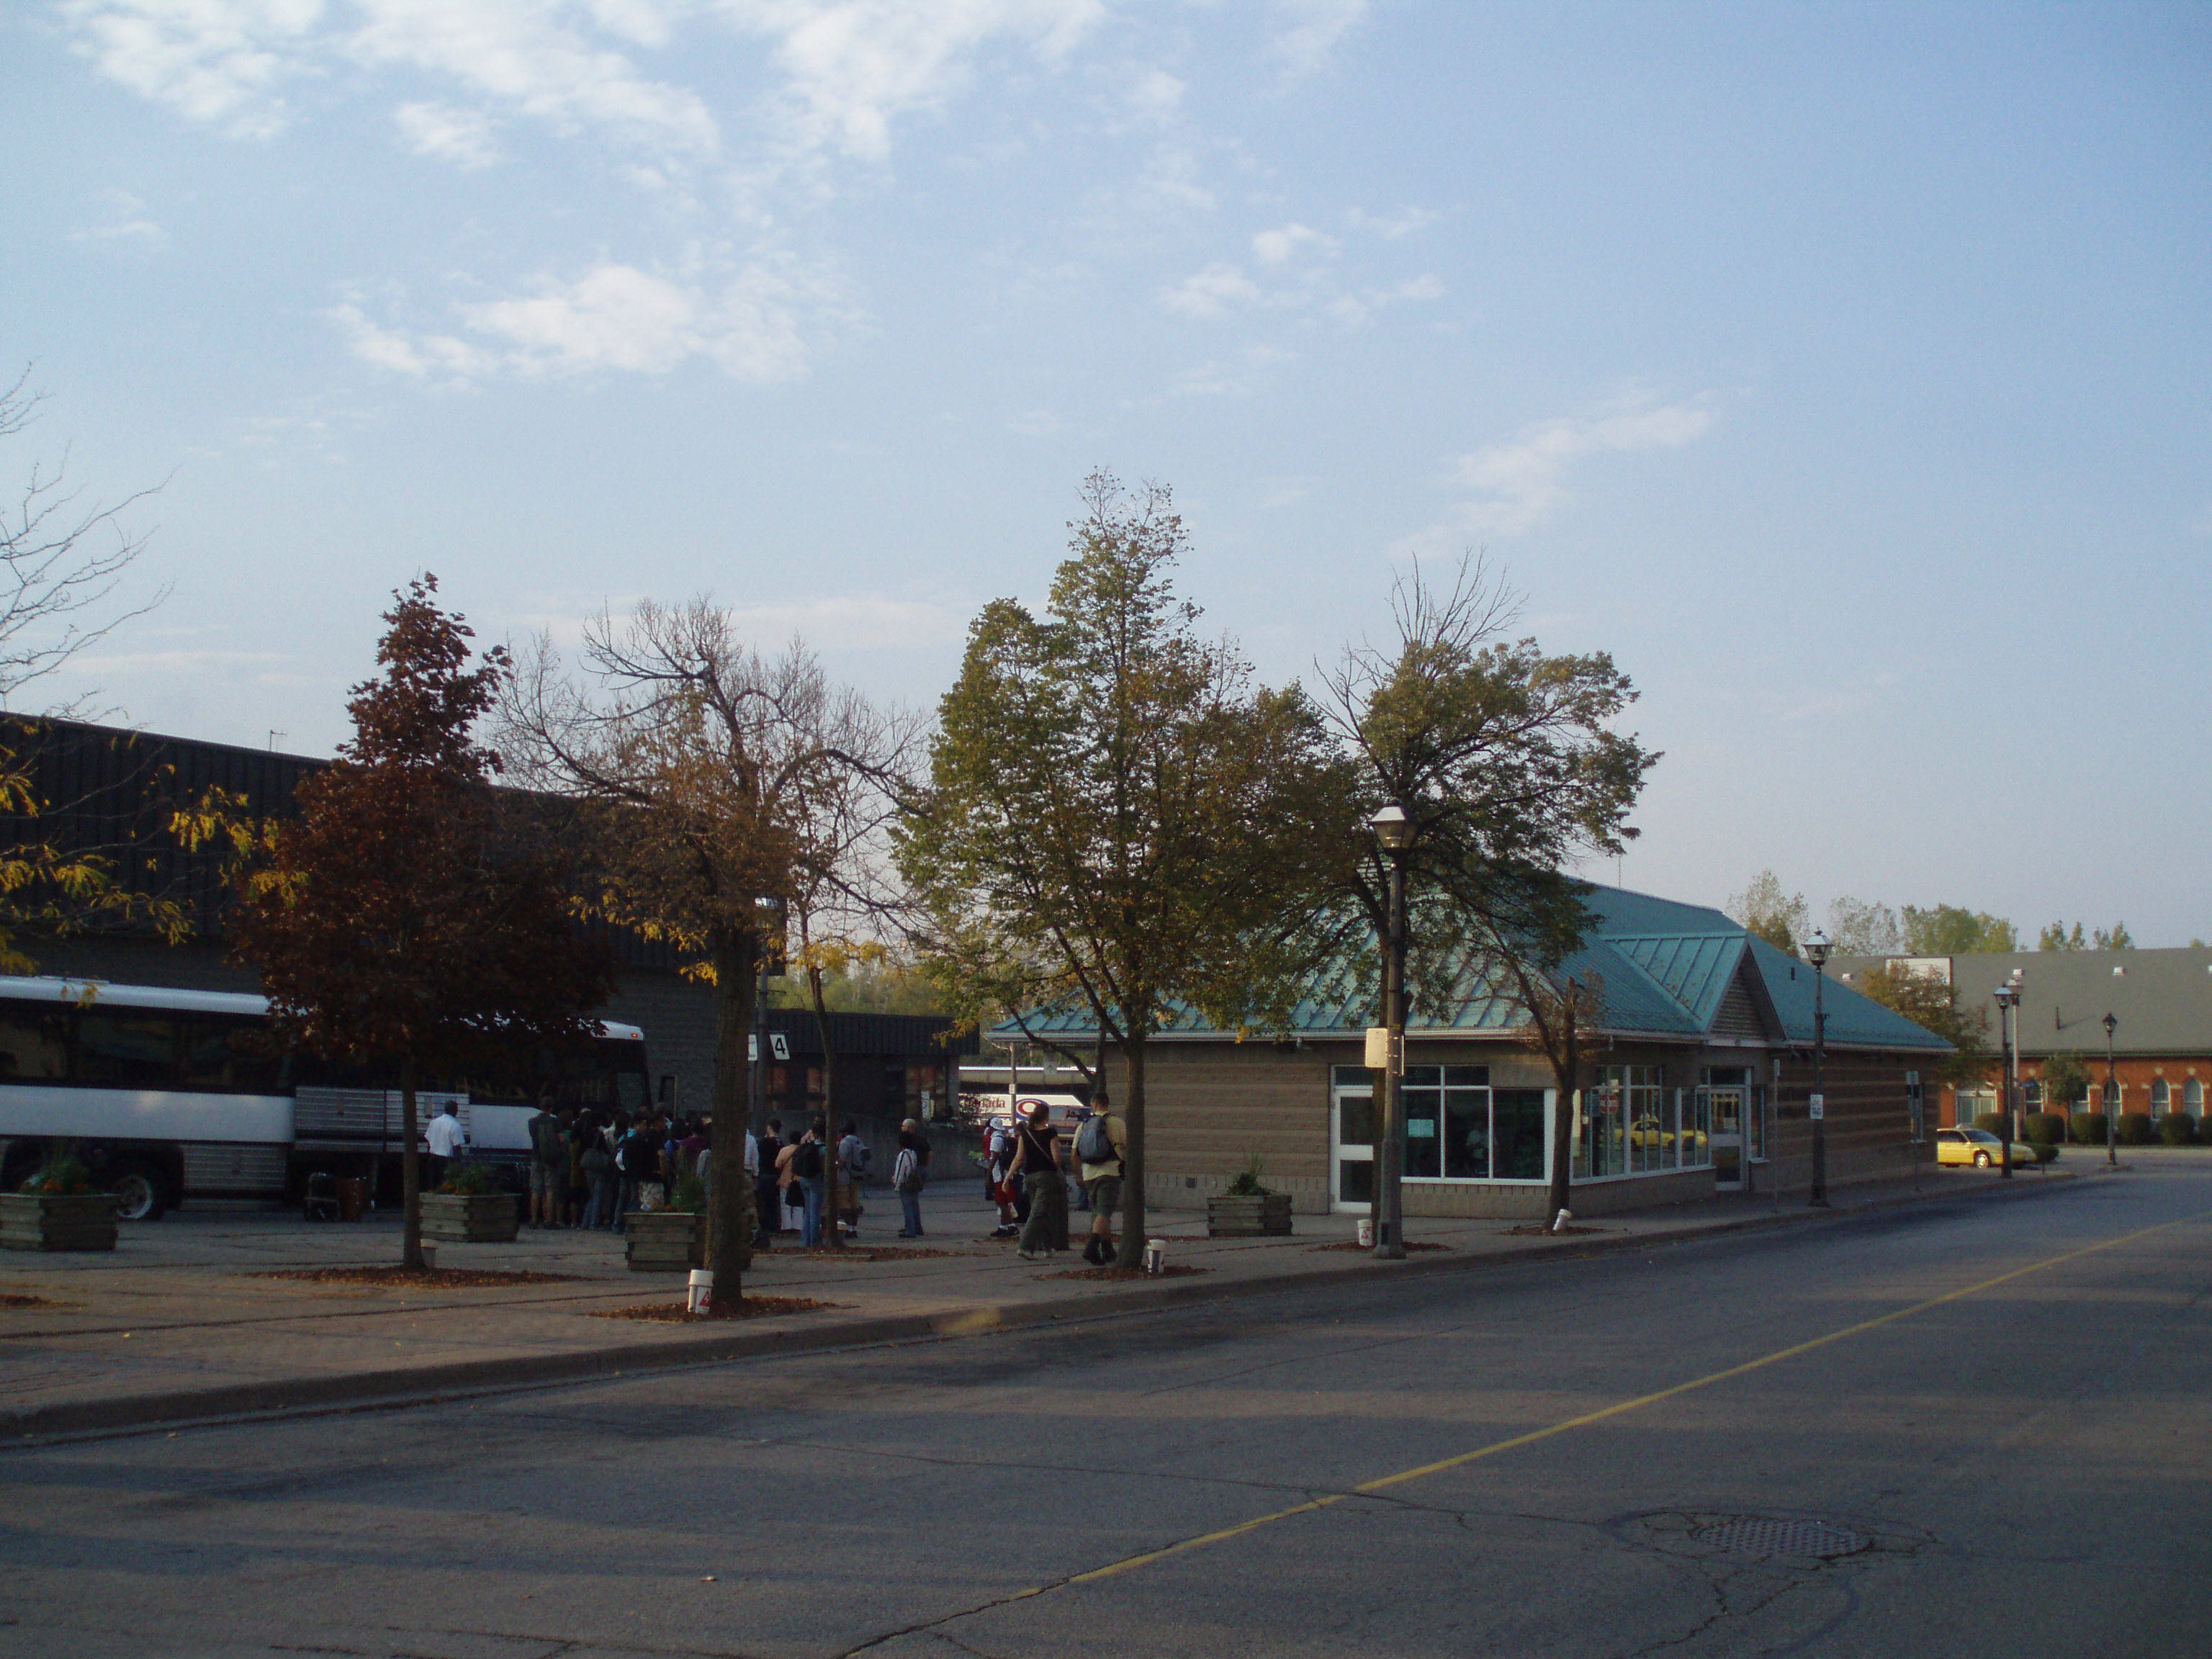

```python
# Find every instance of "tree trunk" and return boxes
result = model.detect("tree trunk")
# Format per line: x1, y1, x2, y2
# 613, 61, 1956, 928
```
1547, 1061, 1575, 1220
1118, 1031, 1147, 1269
708, 925, 756, 1296
811, 970, 844, 1251
400, 1052, 424, 1272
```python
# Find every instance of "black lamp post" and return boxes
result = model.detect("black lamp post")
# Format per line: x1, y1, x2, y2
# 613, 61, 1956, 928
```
1992, 982, 2019, 1180
1804, 929, 1830, 1207
1369, 801, 1414, 1261
2103, 1012, 2118, 1166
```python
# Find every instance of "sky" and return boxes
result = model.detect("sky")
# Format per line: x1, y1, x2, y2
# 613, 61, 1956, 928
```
4, 1, 2208, 942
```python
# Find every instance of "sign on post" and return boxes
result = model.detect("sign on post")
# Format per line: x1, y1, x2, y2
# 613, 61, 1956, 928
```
1809, 1092, 1825, 1121
1363, 1026, 1403, 1075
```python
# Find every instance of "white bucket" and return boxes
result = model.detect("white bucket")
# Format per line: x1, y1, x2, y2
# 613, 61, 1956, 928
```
686, 1268, 714, 1315
1143, 1238, 1167, 1276
1356, 1217, 1374, 1249
1551, 1208, 1574, 1235
419, 1241, 438, 1271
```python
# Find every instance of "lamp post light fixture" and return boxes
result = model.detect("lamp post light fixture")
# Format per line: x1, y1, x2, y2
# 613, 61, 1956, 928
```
1992, 982, 2019, 1180
2103, 1012, 2118, 1167
1803, 929, 1831, 1207
1367, 800, 1416, 1261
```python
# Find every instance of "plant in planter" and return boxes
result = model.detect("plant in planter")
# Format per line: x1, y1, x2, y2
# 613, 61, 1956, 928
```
3, 1155, 120, 1252
1208, 1157, 1293, 1238
625, 1172, 708, 1272
421, 1161, 521, 1244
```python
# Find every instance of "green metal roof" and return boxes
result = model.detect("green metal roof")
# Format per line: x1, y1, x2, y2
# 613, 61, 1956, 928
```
992, 883, 1951, 1053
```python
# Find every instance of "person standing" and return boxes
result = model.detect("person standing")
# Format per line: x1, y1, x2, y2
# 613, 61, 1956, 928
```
424, 1101, 467, 1190
891, 1120, 930, 1238
1075, 1089, 1127, 1267
835, 1120, 868, 1237
1012, 1103, 1068, 1262
527, 1097, 566, 1228
755, 1118, 785, 1246
781, 1121, 827, 1248
580, 1115, 614, 1228
616, 1114, 657, 1233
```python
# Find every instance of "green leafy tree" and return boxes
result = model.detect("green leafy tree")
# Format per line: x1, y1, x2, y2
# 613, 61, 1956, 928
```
1318, 558, 1655, 1220
232, 579, 616, 1270
1901, 904, 2018, 955
1826, 896, 1901, 955
899, 474, 1339, 1259
2091, 922, 2134, 950
2038, 922, 2085, 951
1853, 962, 1989, 1089
2039, 1052, 2090, 1111
1727, 870, 1807, 953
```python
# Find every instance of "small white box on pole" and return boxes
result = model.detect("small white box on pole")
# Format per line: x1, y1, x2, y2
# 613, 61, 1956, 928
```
1809, 1093, 1825, 1120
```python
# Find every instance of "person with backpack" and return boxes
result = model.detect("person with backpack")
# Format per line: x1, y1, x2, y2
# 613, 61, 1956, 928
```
835, 1120, 869, 1237
527, 1096, 567, 1229
579, 1113, 615, 1228
783, 1121, 827, 1247
1012, 1102, 1068, 1261
616, 1115, 657, 1233
1076, 1088, 1128, 1267
891, 1119, 930, 1238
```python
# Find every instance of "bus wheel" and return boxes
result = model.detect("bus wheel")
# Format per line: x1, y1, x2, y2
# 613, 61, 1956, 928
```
111, 1160, 169, 1222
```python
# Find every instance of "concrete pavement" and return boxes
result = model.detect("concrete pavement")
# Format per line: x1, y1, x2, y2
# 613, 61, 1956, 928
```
0, 1159, 2086, 1438
0, 1154, 2197, 1658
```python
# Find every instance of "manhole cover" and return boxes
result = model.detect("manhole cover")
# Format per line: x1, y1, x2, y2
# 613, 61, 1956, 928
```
1692, 1516, 1870, 1560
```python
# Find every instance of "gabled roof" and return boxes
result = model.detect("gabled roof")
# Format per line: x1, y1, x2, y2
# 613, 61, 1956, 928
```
1830, 948, 2212, 1057
993, 884, 1951, 1053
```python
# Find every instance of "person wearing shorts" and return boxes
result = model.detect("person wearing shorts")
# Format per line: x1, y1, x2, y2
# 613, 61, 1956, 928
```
1079, 1089, 1127, 1267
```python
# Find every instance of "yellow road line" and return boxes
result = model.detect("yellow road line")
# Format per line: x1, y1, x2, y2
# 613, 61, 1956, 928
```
1066, 1214, 2188, 1586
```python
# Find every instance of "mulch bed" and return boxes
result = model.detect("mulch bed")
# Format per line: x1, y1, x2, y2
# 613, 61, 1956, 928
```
1040, 1264, 1211, 1281
0, 1292, 73, 1310
1498, 1224, 1609, 1237
253, 1267, 584, 1289
1308, 1240, 1451, 1253
590, 1295, 830, 1323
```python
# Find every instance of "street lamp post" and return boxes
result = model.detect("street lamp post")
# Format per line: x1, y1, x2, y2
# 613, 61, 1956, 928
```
1992, 982, 2018, 1180
2103, 1012, 2118, 1167
1804, 930, 1831, 1208
1369, 801, 1415, 1262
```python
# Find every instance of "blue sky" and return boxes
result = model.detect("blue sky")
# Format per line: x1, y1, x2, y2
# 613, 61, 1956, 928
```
4, 1, 2208, 940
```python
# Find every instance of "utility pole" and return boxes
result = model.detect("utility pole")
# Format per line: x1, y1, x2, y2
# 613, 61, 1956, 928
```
2103, 1012, 2118, 1167
1804, 931, 1831, 1206
1993, 983, 2018, 1179
1368, 801, 1414, 1260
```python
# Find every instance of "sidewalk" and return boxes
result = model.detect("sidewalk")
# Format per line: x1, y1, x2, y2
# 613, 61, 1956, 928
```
0, 1164, 2083, 1440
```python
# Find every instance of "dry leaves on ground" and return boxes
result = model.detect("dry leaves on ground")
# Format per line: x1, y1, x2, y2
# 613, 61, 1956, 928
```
0, 1292, 73, 1310
590, 1295, 830, 1323
1040, 1264, 1211, 1282
1308, 1240, 1451, 1253
1498, 1224, 1609, 1237
253, 1267, 583, 1289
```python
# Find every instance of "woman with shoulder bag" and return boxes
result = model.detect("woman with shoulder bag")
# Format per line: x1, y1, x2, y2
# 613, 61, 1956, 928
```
1012, 1103, 1069, 1261
891, 1120, 930, 1238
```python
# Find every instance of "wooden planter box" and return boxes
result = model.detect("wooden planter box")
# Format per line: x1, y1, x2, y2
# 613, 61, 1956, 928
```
626, 1210, 706, 1272
421, 1192, 520, 1244
1207, 1192, 1294, 1238
1, 1191, 120, 1253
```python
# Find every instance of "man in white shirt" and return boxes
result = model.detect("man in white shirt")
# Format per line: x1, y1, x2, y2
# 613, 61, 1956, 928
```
425, 1102, 467, 1190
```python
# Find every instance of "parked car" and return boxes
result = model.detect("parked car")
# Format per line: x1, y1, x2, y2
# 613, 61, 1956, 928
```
1936, 1127, 2036, 1169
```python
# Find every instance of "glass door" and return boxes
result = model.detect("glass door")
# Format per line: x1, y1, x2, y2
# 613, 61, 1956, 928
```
1707, 1086, 1747, 1188
1331, 1069, 1376, 1213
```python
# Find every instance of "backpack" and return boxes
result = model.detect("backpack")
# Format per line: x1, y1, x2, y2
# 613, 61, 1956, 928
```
530, 1113, 565, 1164
1075, 1113, 1116, 1166
842, 1138, 871, 1176
793, 1140, 824, 1181
894, 1147, 927, 1195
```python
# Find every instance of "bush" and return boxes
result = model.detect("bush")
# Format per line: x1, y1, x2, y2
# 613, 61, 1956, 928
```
2028, 1141, 2059, 1164
437, 1161, 497, 1195
2117, 1112, 2155, 1146
667, 1169, 706, 1213
1972, 1112, 2008, 1138
2070, 1112, 2108, 1146
1226, 1156, 1273, 1197
2158, 1114, 2198, 1147
17, 1154, 92, 1195
2023, 1112, 2069, 1146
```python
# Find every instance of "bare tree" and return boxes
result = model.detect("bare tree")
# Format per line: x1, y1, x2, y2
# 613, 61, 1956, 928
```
0, 367, 166, 713
498, 600, 901, 1299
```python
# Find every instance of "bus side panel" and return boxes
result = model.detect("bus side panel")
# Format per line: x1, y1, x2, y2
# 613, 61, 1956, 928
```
0, 1085, 293, 1145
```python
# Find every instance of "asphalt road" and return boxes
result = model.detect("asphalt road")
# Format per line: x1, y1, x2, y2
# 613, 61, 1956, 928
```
3, 1164, 2208, 1659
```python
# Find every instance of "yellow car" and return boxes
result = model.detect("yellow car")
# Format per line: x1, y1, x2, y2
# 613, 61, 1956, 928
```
1936, 1127, 2033, 1169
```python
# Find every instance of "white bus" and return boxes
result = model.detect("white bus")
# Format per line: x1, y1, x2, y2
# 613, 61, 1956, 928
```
0, 976, 651, 1220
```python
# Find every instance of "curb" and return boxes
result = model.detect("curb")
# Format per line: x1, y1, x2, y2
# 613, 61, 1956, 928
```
0, 1168, 2082, 1444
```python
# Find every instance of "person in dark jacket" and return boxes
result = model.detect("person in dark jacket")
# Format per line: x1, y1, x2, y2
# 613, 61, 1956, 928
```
754, 1118, 785, 1246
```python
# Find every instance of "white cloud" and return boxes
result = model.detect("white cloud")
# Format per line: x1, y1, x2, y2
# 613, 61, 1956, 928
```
721, 0, 1105, 162
63, 0, 325, 138
334, 256, 853, 383
1326, 271, 1443, 324
69, 189, 166, 243
721, 591, 967, 651
1251, 221, 1333, 266
1271, 0, 1366, 79
1442, 397, 1715, 536
1126, 66, 1182, 124
1159, 262, 1262, 320
394, 100, 500, 166
1349, 204, 1438, 240
1169, 343, 1294, 398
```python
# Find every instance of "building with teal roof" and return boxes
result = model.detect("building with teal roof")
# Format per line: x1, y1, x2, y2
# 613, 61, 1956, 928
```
987, 884, 1949, 1222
